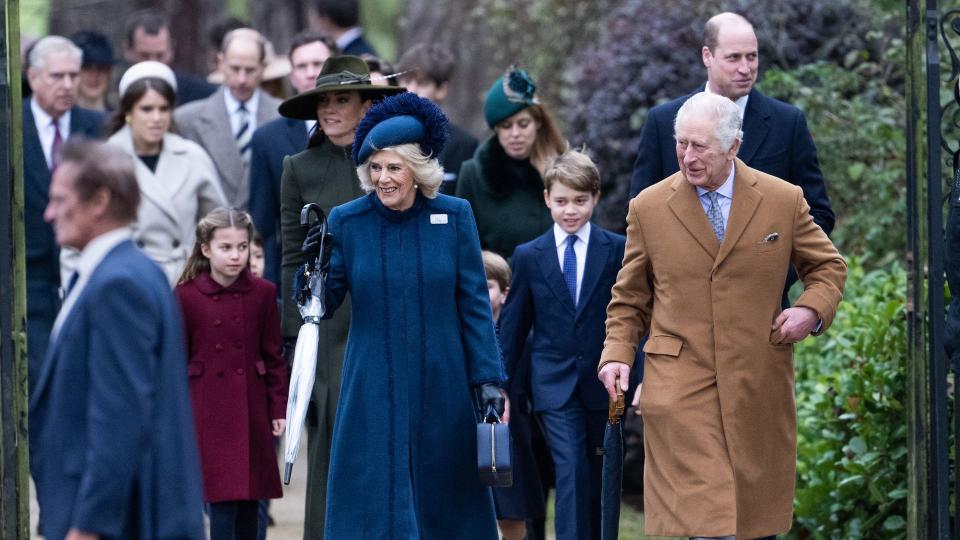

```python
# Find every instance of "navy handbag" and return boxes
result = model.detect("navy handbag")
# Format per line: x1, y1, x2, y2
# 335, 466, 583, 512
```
477, 405, 513, 487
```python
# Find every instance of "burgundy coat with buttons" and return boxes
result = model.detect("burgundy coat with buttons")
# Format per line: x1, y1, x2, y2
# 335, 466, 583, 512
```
175, 270, 288, 502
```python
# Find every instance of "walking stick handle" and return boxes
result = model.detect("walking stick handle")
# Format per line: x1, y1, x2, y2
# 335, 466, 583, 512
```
608, 375, 625, 424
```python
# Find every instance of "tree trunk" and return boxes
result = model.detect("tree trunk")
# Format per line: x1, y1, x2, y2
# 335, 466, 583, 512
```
250, 0, 308, 61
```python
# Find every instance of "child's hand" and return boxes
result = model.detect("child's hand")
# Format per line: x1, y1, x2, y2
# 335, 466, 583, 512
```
272, 419, 286, 437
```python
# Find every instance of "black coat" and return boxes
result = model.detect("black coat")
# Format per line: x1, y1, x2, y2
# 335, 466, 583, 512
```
629, 87, 835, 235
23, 100, 103, 386
174, 70, 218, 107
438, 122, 478, 195
248, 117, 309, 286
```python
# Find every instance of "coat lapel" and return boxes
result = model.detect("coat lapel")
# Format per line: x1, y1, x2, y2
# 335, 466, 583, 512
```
533, 231, 576, 315
666, 175, 720, 260
575, 226, 610, 320
713, 159, 762, 271
737, 89, 770, 164
285, 118, 309, 153
108, 127, 182, 224
22, 102, 51, 200
197, 93, 243, 198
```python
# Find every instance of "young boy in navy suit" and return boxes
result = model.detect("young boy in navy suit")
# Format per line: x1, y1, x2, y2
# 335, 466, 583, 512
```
499, 150, 627, 540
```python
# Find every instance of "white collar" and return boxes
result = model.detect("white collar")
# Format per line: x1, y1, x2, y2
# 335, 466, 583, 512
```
553, 221, 591, 248
704, 82, 749, 119
335, 27, 363, 51
30, 97, 70, 132
696, 164, 736, 200
75, 227, 133, 278
223, 87, 260, 116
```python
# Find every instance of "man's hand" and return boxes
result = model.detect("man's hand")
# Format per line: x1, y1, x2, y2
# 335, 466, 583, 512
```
66, 529, 98, 540
631, 383, 642, 416
598, 362, 630, 400
771, 306, 820, 344
272, 419, 286, 437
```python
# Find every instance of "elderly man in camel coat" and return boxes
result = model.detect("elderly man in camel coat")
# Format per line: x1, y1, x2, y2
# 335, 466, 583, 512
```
598, 92, 846, 540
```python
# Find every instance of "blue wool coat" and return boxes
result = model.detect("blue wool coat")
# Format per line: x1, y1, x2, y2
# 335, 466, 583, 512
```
322, 192, 506, 539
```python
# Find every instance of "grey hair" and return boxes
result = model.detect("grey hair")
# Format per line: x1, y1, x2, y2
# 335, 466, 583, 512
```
29, 36, 82, 71
674, 92, 743, 151
356, 143, 444, 199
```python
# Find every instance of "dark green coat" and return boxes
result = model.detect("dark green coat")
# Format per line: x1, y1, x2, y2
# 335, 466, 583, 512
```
280, 137, 363, 539
455, 136, 554, 259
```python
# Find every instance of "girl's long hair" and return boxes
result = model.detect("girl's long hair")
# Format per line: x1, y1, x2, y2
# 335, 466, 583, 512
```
526, 103, 569, 177
176, 207, 254, 285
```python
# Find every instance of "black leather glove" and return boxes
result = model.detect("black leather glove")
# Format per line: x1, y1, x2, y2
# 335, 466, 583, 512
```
302, 221, 333, 272
474, 383, 505, 421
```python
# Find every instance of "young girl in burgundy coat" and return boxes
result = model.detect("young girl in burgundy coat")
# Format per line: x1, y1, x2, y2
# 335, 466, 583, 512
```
175, 207, 288, 539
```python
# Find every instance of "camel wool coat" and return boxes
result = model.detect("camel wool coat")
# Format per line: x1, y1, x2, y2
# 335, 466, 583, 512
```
600, 159, 846, 539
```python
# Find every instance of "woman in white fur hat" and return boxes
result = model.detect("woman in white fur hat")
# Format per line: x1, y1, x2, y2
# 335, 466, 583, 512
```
106, 61, 227, 284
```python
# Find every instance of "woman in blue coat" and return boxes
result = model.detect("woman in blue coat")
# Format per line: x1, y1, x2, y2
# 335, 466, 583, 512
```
307, 92, 507, 538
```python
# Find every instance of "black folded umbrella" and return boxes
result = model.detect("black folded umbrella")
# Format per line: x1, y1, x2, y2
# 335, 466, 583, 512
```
600, 377, 625, 540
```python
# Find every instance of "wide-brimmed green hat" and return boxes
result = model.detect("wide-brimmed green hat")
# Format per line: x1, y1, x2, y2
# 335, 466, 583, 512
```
278, 55, 406, 120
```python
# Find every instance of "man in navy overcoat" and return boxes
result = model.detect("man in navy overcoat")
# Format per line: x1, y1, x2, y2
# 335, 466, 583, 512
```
629, 13, 834, 236
30, 139, 204, 540
249, 31, 332, 286
23, 36, 104, 391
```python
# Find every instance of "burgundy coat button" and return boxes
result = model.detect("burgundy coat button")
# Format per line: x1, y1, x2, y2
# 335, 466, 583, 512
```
236, 368, 244, 375
215, 344, 223, 351
214, 319, 222, 326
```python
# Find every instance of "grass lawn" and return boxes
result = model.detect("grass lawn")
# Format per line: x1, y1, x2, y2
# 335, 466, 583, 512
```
542, 493, 676, 539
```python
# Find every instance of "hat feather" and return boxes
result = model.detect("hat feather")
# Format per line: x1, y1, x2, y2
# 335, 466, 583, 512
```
352, 92, 449, 166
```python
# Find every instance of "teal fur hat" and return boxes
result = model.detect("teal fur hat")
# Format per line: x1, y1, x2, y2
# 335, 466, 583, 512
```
483, 65, 539, 129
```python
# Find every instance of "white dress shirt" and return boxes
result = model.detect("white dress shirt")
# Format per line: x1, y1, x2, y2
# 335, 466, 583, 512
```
554, 221, 590, 303
31, 98, 71, 170
224, 88, 262, 135
696, 165, 736, 231
51, 227, 133, 338
335, 27, 364, 51
704, 82, 749, 120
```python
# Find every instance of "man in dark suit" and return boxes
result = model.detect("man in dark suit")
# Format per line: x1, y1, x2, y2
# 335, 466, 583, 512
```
500, 151, 635, 540
249, 31, 334, 286
397, 43, 478, 195
23, 35, 104, 392
311, 0, 378, 57
629, 12, 834, 236
123, 9, 217, 107
31, 139, 204, 539
176, 28, 281, 209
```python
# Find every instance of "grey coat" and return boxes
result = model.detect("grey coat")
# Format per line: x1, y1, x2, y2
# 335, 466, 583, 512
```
174, 89, 280, 208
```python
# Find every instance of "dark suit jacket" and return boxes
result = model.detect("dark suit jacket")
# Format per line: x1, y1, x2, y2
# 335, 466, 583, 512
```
499, 225, 630, 412
248, 117, 309, 286
438, 122, 478, 195
341, 35, 378, 57
29, 239, 204, 539
174, 70, 217, 107
629, 87, 835, 235
23, 100, 103, 382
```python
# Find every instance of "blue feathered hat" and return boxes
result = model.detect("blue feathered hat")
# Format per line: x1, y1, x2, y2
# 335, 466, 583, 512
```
352, 92, 449, 166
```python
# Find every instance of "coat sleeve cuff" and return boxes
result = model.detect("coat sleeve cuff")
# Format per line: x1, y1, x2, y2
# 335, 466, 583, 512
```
598, 344, 637, 372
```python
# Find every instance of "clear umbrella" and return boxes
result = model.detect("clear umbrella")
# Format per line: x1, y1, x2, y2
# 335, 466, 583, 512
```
283, 203, 329, 484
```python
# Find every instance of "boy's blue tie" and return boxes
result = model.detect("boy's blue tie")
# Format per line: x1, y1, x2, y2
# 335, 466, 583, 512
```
563, 234, 578, 306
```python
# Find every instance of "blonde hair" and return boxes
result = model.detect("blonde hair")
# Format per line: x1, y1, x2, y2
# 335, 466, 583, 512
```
356, 143, 444, 199
177, 207, 254, 285
543, 149, 601, 194
482, 250, 511, 291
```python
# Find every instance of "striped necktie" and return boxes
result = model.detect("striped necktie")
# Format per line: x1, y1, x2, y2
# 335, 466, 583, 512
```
51, 120, 63, 171
706, 191, 725, 243
235, 103, 252, 166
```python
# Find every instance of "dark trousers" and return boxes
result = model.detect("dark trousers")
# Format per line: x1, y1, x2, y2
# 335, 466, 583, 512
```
540, 395, 606, 540
210, 500, 259, 540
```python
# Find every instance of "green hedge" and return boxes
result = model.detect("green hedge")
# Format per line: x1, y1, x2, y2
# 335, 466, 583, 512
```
789, 259, 907, 538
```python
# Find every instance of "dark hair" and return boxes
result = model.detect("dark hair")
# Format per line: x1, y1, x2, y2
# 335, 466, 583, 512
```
207, 16, 250, 51
124, 9, 170, 47
703, 12, 753, 53
60, 138, 140, 223
543, 149, 601, 195
251, 230, 264, 248
314, 0, 359, 28
178, 207, 254, 285
396, 43, 455, 86
288, 30, 338, 60
108, 77, 176, 135
362, 55, 398, 86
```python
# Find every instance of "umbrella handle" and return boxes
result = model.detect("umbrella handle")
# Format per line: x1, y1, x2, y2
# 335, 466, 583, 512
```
608, 375, 625, 424
300, 203, 326, 227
